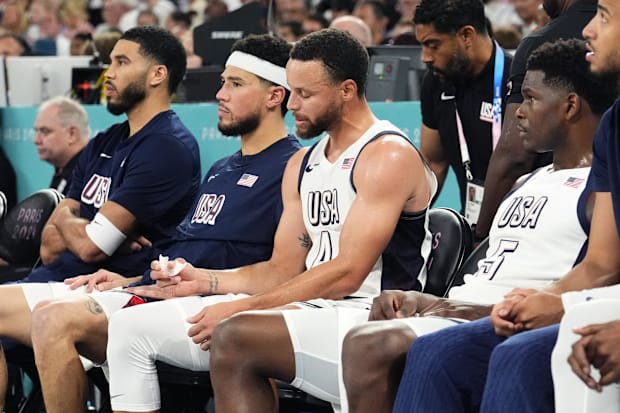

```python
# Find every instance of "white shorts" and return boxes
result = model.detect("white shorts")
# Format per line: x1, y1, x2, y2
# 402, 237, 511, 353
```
106, 293, 250, 412
281, 303, 464, 412
21, 282, 135, 318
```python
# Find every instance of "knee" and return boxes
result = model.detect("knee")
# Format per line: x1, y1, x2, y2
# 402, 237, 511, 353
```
31, 300, 73, 344
210, 313, 257, 368
343, 322, 416, 373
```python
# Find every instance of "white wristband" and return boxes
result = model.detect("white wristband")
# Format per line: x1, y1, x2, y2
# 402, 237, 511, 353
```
85, 212, 127, 256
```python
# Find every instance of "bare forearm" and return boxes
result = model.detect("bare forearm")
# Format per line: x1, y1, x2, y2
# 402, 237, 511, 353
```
546, 261, 620, 295
56, 209, 107, 263
196, 260, 303, 296
40, 225, 68, 264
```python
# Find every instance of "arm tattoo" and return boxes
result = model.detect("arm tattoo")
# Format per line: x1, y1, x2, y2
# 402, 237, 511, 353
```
207, 271, 219, 295
85, 298, 104, 315
298, 233, 312, 249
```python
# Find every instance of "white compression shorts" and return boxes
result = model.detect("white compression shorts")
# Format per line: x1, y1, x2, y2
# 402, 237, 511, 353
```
552, 299, 620, 413
106, 293, 250, 412
281, 302, 465, 412
21, 282, 134, 317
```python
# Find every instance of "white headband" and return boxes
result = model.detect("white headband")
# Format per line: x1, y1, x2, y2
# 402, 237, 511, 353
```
225, 51, 290, 90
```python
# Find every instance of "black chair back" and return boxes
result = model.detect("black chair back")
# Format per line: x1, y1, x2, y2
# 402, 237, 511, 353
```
0, 189, 63, 267
424, 208, 473, 297
445, 236, 490, 292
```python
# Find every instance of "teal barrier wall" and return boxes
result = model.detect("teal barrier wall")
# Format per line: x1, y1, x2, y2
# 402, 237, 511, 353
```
0, 102, 460, 211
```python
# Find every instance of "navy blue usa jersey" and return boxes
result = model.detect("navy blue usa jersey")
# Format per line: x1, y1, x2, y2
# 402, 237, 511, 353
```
137, 135, 301, 283
26, 110, 201, 282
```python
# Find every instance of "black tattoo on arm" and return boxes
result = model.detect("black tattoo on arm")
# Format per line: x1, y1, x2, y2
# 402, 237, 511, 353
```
298, 233, 312, 249
207, 271, 219, 295
85, 298, 104, 315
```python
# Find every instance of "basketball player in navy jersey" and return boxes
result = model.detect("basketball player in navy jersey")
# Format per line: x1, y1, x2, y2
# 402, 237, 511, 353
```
390, 2, 620, 411
22, 34, 300, 413
102, 28, 435, 413
0, 26, 201, 413
340, 38, 616, 413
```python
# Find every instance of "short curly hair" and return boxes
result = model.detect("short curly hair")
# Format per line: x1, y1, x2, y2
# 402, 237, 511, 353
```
526, 39, 619, 115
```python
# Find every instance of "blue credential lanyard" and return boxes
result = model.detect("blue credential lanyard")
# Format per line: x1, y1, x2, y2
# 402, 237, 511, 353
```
456, 42, 504, 181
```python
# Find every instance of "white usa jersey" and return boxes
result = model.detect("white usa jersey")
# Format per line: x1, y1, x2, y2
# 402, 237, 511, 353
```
298, 120, 433, 298
449, 165, 591, 304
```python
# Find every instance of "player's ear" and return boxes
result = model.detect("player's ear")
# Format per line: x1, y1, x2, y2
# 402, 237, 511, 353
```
149, 64, 167, 88
565, 92, 581, 121
340, 79, 357, 101
267, 85, 286, 110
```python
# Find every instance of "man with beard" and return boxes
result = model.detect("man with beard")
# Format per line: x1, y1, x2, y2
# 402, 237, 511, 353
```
415, 0, 511, 224
101, 28, 435, 413
19, 34, 300, 413
389, 2, 620, 412
0, 25, 202, 413
476, 0, 596, 243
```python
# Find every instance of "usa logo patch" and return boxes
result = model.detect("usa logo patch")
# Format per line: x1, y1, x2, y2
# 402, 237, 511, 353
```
564, 177, 585, 188
237, 173, 259, 187
341, 157, 355, 170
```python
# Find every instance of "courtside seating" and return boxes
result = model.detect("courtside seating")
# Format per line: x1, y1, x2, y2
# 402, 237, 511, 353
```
424, 207, 474, 297
0, 188, 63, 283
153, 208, 474, 413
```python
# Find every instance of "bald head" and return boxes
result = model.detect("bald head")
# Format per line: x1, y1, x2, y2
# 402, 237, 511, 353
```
329, 15, 372, 46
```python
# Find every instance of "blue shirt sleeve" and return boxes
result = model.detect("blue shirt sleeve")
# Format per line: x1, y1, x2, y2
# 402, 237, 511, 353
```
108, 133, 197, 225
591, 108, 612, 193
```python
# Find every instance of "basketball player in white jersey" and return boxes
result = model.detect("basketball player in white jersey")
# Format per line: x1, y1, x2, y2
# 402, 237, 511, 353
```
336, 38, 615, 413
103, 28, 435, 413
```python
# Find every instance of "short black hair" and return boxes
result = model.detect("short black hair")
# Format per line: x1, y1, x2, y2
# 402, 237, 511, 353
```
231, 34, 292, 116
526, 39, 619, 115
121, 26, 187, 94
290, 28, 368, 97
414, 0, 487, 35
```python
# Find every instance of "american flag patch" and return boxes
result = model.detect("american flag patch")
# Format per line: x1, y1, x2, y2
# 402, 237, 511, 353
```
342, 157, 355, 170
237, 173, 259, 187
564, 177, 585, 188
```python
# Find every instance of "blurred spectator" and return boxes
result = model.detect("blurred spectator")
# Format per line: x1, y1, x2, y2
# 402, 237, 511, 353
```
187, 0, 207, 27
165, 10, 191, 35
59, 0, 95, 39
94, 0, 137, 34
396, 0, 420, 22
165, 11, 198, 67
136, 9, 160, 26
354, 0, 389, 45
276, 20, 303, 42
93, 29, 121, 63
118, 0, 176, 32
204, 0, 228, 22
70, 31, 93, 55
33, 96, 90, 195
275, 0, 307, 23
124, 0, 175, 31
301, 13, 328, 35
0, 33, 30, 56
1, 0, 29, 36
512, 0, 543, 35
329, 15, 372, 46
483, 0, 522, 28
391, 18, 414, 37
493, 25, 522, 49
28, 0, 71, 55
315, 0, 355, 20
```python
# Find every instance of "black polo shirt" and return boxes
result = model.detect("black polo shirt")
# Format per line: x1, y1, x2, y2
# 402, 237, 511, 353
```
506, 0, 597, 104
421, 44, 512, 207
